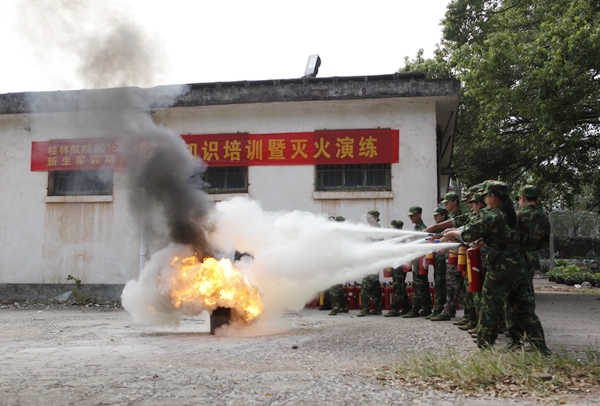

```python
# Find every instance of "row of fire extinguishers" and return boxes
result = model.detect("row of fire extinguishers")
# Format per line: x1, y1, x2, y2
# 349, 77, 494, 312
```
306, 281, 432, 310
307, 245, 483, 309
449, 245, 484, 293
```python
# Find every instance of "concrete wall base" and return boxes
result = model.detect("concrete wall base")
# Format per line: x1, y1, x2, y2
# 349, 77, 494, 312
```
0, 284, 125, 303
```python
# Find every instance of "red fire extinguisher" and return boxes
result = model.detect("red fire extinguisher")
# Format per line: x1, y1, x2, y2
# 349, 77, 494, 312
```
418, 256, 428, 275
386, 284, 393, 310
429, 284, 436, 305
457, 245, 467, 276
381, 284, 391, 310
403, 263, 412, 273
448, 248, 458, 266
406, 284, 414, 304
467, 247, 483, 292
346, 284, 357, 310
355, 284, 362, 310
383, 267, 393, 278
425, 252, 435, 266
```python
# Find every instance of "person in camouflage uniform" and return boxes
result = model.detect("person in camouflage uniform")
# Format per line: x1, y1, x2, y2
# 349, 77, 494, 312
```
429, 192, 465, 322
426, 207, 448, 319
441, 181, 551, 354
329, 216, 349, 315
357, 211, 383, 316
384, 220, 412, 317
402, 206, 431, 318
517, 185, 550, 284
503, 185, 551, 344
464, 189, 491, 335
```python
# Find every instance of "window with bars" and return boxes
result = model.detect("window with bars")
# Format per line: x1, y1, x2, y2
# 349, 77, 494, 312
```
48, 169, 113, 196
315, 164, 391, 191
203, 166, 248, 194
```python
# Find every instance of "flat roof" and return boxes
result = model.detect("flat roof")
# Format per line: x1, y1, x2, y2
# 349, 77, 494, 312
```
0, 72, 460, 115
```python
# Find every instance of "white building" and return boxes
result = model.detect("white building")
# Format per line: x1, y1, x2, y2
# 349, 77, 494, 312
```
0, 73, 460, 300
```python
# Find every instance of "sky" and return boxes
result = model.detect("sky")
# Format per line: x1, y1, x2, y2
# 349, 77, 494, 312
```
0, 0, 451, 95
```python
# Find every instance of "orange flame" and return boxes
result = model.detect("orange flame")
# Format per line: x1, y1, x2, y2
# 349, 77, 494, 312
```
167, 255, 263, 322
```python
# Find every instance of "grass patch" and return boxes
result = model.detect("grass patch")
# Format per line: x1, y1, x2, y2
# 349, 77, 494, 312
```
379, 348, 600, 401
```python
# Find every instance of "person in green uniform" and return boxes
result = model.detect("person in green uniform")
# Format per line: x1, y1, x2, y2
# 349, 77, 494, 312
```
441, 181, 551, 354
504, 185, 551, 345
429, 192, 466, 322
384, 220, 411, 317
402, 206, 431, 318
426, 207, 448, 319
357, 211, 384, 316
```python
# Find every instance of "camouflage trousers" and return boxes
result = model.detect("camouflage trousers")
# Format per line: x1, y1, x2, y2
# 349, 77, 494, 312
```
330, 284, 347, 309
390, 267, 411, 312
410, 272, 431, 313
504, 249, 537, 340
441, 264, 462, 317
433, 255, 447, 313
360, 274, 382, 311
477, 250, 548, 352
463, 277, 477, 323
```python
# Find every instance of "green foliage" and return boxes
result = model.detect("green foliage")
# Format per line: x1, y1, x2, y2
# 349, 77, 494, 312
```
67, 274, 81, 286
71, 289, 97, 306
400, 0, 600, 208
66, 274, 97, 304
547, 259, 600, 286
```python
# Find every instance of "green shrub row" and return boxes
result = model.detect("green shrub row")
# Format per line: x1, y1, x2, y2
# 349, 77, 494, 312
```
547, 259, 600, 286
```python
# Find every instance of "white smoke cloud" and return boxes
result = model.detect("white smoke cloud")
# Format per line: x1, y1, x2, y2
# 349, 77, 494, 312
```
210, 197, 457, 313
121, 196, 458, 336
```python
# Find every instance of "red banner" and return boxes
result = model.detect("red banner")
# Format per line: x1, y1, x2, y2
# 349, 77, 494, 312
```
31, 130, 399, 171
182, 129, 399, 167
31, 138, 125, 171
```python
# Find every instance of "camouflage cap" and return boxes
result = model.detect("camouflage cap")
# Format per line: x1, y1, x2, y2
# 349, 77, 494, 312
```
441, 192, 460, 202
389, 219, 404, 229
518, 185, 540, 200
483, 180, 510, 199
433, 207, 448, 216
408, 206, 422, 215
469, 191, 485, 204
467, 184, 481, 195
465, 184, 481, 201
367, 210, 380, 219
335, 216, 345, 222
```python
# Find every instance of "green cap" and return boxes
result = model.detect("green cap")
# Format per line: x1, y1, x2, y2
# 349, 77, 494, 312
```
465, 184, 481, 201
467, 184, 481, 195
389, 219, 404, 229
335, 216, 345, 222
518, 185, 540, 200
433, 207, 448, 216
367, 210, 380, 219
483, 180, 510, 199
442, 192, 460, 202
469, 191, 485, 204
408, 206, 422, 216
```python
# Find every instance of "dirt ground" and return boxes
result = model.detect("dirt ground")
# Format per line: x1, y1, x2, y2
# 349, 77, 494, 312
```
1, 280, 599, 406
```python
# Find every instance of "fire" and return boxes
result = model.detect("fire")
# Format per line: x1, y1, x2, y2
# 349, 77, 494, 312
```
166, 255, 263, 323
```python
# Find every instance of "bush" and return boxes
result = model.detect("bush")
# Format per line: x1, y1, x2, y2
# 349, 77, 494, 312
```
549, 259, 600, 286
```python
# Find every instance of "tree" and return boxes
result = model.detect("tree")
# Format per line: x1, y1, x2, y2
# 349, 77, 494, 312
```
401, 0, 600, 208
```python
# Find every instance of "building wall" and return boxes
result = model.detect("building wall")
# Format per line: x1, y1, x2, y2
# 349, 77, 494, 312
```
0, 96, 438, 286
0, 113, 140, 285
154, 97, 438, 225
